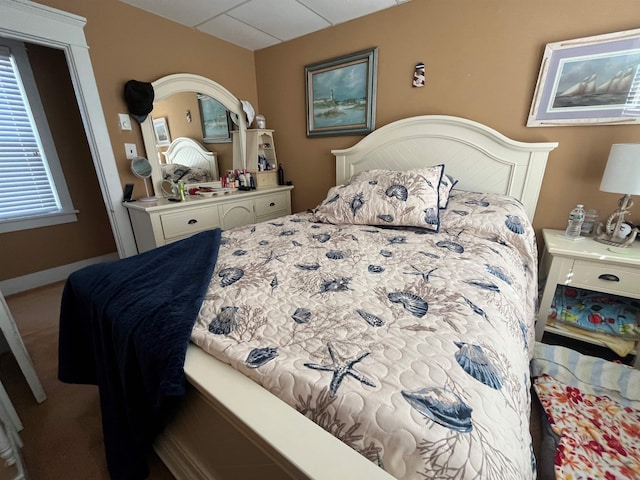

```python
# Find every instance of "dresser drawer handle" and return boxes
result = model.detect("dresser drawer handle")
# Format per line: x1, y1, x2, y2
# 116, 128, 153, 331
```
269, 202, 276, 207
598, 273, 619, 282
187, 219, 198, 225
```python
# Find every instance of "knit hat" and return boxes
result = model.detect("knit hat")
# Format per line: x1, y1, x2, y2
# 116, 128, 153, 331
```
124, 80, 154, 122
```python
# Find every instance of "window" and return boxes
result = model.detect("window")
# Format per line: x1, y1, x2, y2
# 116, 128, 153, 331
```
0, 39, 77, 233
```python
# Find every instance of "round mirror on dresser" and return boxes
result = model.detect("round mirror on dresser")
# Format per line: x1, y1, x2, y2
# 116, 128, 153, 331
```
130, 156, 156, 202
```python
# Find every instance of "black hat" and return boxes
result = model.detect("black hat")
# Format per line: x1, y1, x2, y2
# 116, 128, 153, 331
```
124, 80, 154, 123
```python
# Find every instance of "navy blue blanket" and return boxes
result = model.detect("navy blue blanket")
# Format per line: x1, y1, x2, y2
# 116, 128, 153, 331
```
58, 229, 222, 480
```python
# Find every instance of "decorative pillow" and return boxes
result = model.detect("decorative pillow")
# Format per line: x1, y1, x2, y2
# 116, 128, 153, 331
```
312, 166, 444, 231
162, 163, 191, 183
180, 167, 211, 184
161, 164, 211, 184
438, 173, 458, 209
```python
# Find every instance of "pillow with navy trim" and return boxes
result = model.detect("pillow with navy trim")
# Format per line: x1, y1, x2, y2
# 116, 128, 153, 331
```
439, 173, 459, 208
312, 165, 443, 231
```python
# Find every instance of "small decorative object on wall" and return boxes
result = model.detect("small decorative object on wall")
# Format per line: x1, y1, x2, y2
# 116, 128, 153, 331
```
198, 94, 232, 143
412, 62, 425, 87
527, 28, 640, 127
153, 117, 171, 146
305, 47, 378, 137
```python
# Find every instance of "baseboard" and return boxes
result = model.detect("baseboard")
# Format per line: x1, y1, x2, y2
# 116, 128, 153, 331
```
0, 253, 119, 296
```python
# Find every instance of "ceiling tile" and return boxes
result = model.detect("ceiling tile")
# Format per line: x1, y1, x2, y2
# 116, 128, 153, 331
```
228, 0, 330, 41
198, 14, 281, 51
299, 0, 398, 25
120, 0, 245, 27
120, 0, 410, 50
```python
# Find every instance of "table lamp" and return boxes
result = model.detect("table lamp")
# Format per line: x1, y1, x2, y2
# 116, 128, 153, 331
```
594, 143, 640, 247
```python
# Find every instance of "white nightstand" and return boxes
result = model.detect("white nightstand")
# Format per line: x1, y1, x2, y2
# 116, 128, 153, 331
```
536, 229, 640, 367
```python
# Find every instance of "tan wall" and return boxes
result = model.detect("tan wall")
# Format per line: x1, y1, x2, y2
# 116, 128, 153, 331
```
0, 43, 116, 280
5, 0, 640, 280
3, 0, 256, 280
254, 0, 640, 235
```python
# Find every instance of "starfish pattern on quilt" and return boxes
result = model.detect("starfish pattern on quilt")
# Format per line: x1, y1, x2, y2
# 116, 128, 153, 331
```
304, 342, 376, 397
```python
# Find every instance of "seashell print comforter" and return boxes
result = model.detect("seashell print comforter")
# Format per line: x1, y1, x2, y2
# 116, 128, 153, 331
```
192, 191, 539, 480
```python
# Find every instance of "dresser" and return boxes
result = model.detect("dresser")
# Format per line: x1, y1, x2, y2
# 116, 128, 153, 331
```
124, 186, 293, 253
537, 228, 640, 367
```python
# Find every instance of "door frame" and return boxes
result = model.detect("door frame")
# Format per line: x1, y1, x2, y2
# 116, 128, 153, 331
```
0, 0, 137, 258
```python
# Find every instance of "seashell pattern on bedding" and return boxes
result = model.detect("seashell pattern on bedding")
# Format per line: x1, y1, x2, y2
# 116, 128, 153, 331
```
192, 190, 539, 480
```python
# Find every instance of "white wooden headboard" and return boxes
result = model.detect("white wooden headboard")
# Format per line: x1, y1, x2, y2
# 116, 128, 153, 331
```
332, 115, 558, 221
162, 137, 219, 180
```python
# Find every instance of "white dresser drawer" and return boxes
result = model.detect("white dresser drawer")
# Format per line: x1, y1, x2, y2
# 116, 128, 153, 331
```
254, 192, 289, 217
160, 207, 220, 240
571, 260, 640, 298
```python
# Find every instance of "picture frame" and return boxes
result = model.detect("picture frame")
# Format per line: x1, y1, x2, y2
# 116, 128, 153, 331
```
153, 117, 171, 146
198, 94, 232, 143
527, 28, 640, 127
305, 47, 378, 137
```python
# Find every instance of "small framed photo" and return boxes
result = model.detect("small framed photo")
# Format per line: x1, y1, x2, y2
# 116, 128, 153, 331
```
527, 28, 640, 127
305, 47, 378, 137
153, 117, 171, 146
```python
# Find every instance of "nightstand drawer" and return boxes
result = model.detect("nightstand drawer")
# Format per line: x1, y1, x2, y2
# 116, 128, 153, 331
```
254, 192, 289, 217
161, 208, 220, 240
571, 260, 640, 298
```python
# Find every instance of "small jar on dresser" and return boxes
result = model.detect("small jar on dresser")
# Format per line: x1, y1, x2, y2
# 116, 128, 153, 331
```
536, 229, 640, 368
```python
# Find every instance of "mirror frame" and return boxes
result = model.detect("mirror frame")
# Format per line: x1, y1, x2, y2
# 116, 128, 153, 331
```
141, 73, 248, 197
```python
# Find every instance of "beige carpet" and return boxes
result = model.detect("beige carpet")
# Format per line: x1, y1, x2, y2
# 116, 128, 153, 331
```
1, 281, 174, 480
2, 281, 544, 479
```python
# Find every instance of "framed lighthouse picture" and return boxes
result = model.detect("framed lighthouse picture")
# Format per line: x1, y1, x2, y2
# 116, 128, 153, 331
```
305, 48, 378, 137
527, 28, 640, 127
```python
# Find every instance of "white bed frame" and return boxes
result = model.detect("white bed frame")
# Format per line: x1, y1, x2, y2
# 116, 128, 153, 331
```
333, 115, 557, 222
153, 116, 558, 480
162, 137, 219, 181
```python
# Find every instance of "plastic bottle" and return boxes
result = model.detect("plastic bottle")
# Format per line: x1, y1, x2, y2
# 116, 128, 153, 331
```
245, 171, 255, 190
565, 204, 585, 238
581, 209, 599, 236
277, 164, 285, 185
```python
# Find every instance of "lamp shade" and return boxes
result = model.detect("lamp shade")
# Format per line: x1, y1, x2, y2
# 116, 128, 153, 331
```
599, 143, 640, 195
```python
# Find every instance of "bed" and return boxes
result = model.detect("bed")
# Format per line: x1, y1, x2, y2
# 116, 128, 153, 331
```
159, 137, 220, 196
150, 115, 558, 480
59, 113, 558, 480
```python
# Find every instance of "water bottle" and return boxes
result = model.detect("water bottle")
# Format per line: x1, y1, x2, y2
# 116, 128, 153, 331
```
565, 204, 585, 238
581, 209, 599, 236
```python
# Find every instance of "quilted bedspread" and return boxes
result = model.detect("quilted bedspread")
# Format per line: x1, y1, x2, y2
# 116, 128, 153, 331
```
191, 191, 539, 479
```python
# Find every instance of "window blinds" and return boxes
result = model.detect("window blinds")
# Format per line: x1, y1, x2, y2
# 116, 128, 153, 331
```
0, 45, 60, 221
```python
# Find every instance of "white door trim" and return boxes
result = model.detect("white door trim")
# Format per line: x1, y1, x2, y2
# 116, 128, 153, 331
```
0, 0, 137, 258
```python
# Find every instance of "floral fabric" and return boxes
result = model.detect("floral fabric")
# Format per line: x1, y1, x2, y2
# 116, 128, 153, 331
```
534, 373, 640, 479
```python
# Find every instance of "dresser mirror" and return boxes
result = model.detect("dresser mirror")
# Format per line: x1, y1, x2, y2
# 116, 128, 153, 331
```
140, 74, 248, 197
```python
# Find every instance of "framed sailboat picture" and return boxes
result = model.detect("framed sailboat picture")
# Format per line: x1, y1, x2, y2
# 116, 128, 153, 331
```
527, 28, 640, 127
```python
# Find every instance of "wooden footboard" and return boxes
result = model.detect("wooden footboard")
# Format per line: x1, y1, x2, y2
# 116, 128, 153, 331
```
155, 345, 394, 480
154, 383, 302, 480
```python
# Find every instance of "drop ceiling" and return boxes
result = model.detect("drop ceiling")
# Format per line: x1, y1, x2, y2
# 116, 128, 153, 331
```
119, 0, 410, 51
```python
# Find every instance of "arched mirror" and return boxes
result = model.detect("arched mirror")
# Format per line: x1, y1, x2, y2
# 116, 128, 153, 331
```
140, 74, 248, 197
130, 156, 155, 202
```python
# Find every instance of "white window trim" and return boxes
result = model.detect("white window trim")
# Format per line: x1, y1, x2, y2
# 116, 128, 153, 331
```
0, 38, 77, 234
0, 1, 137, 257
